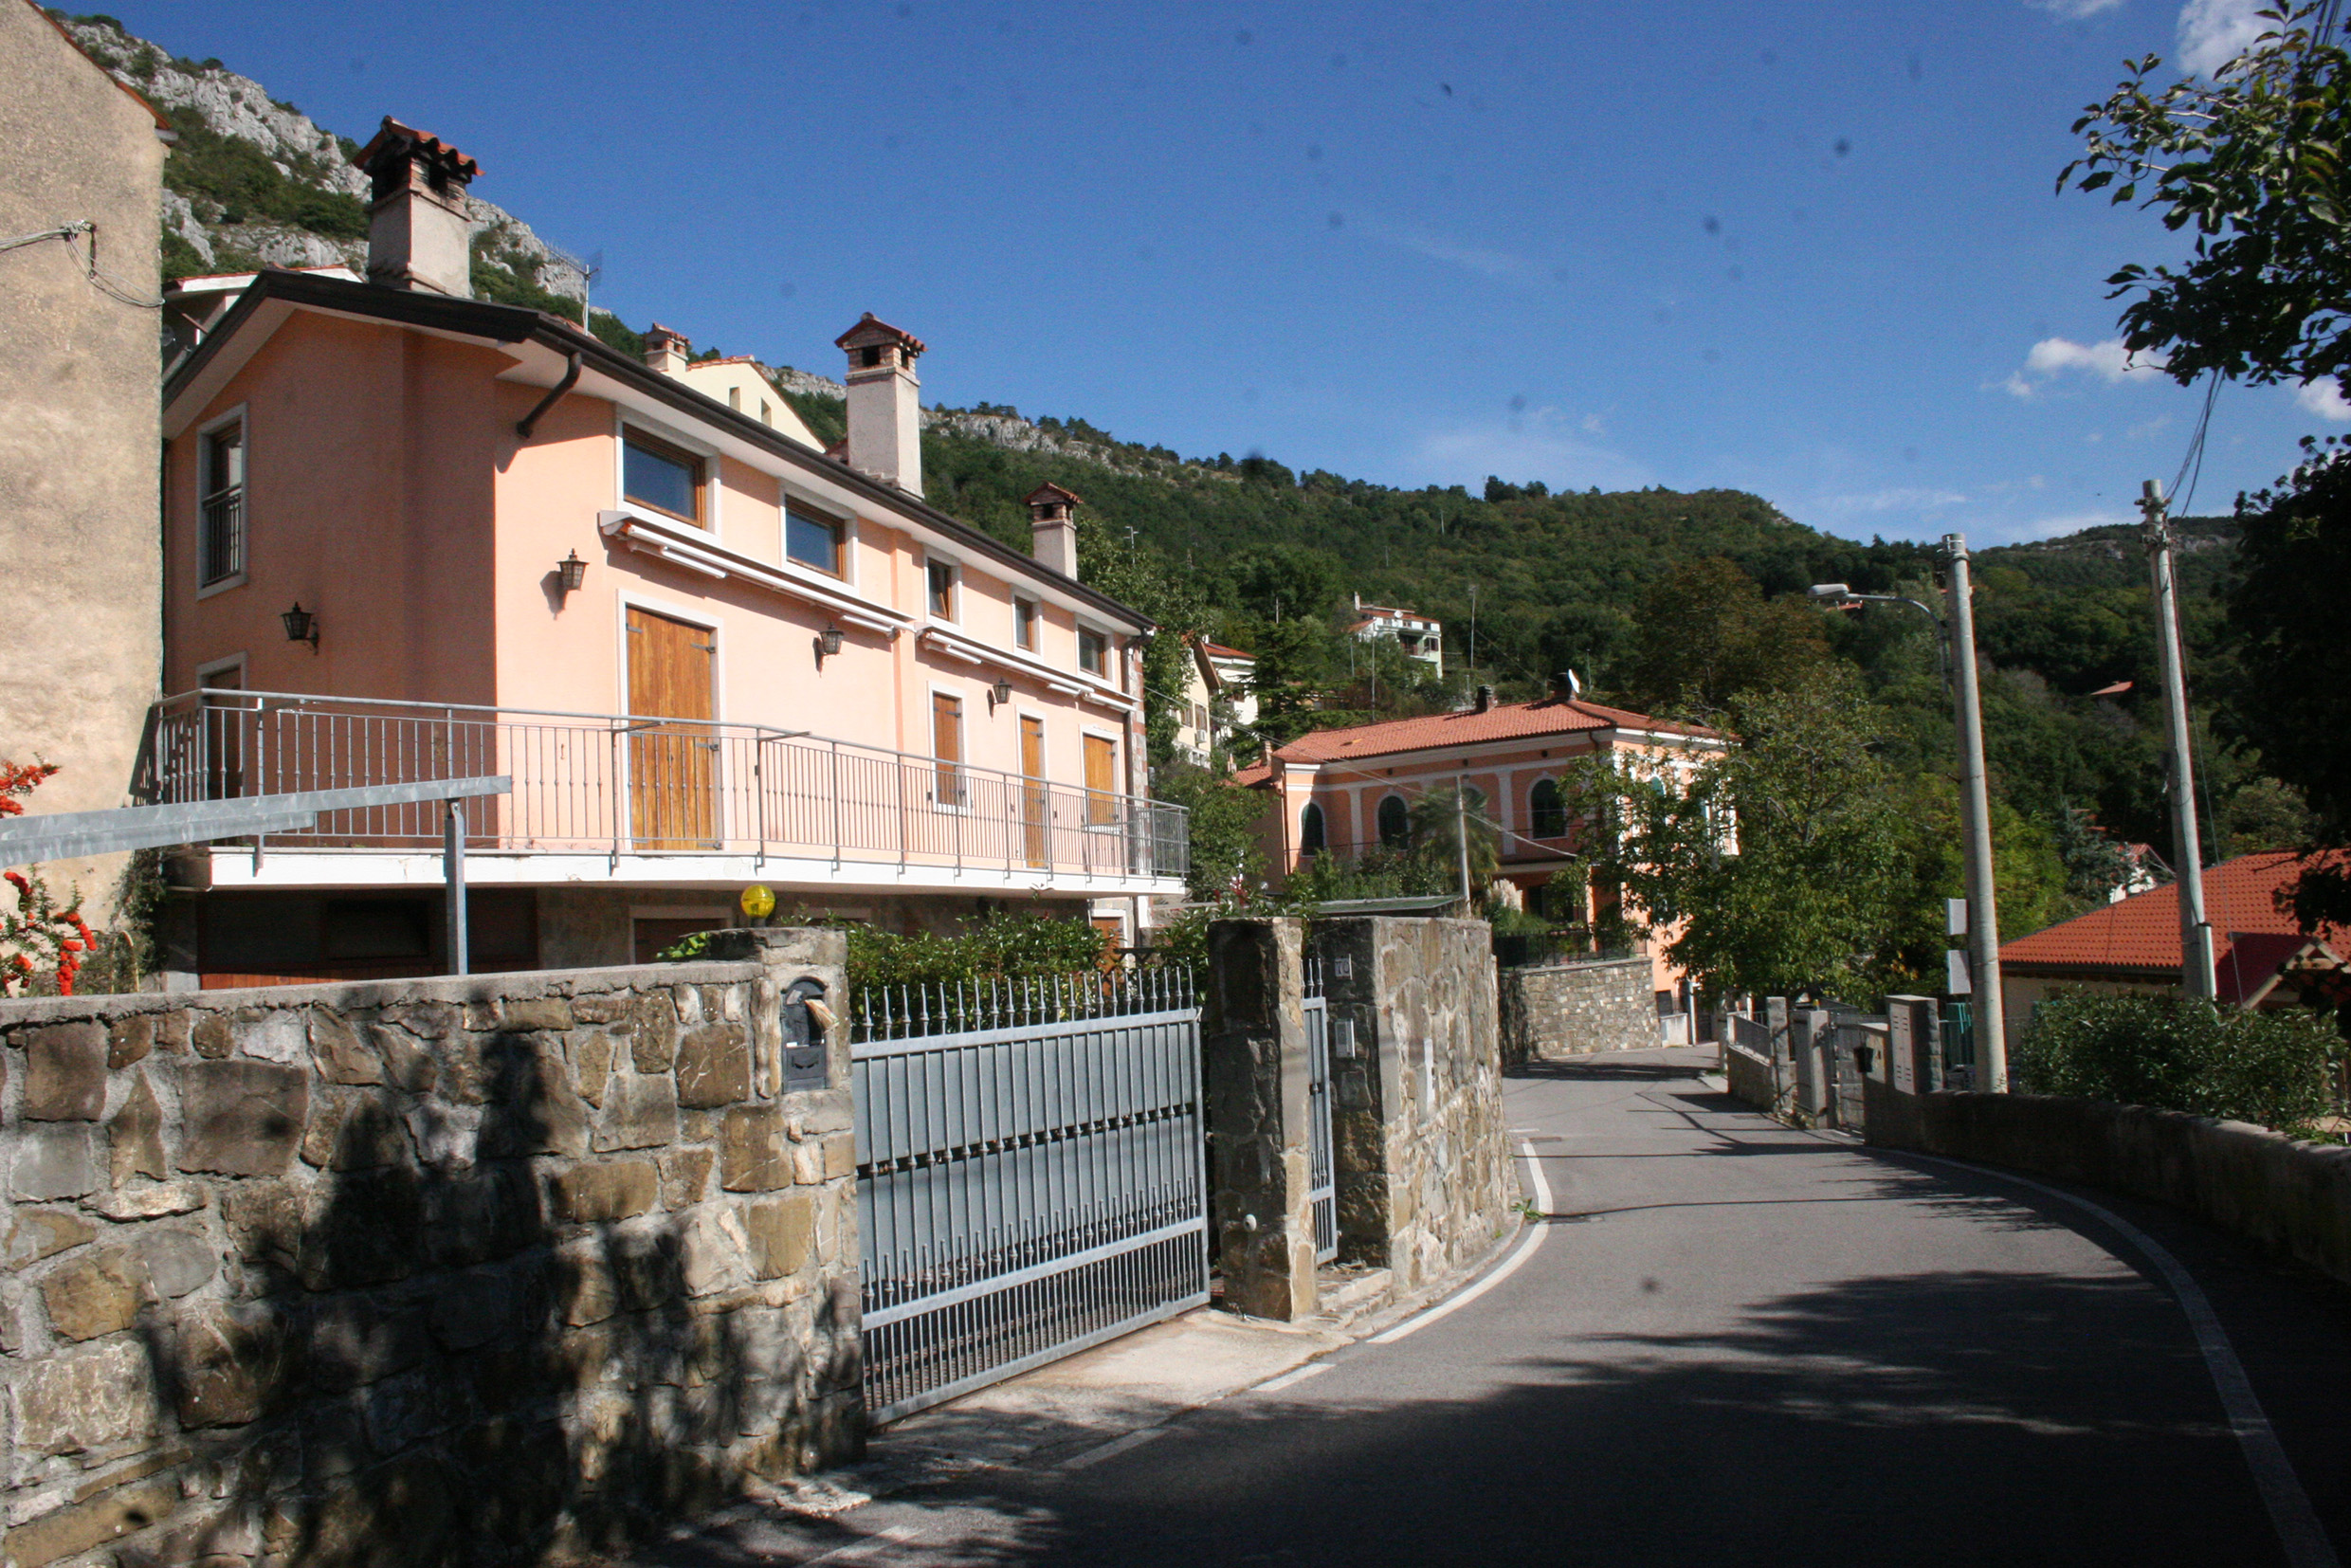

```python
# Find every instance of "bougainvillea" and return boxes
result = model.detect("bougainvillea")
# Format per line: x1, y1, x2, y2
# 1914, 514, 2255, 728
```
0, 761, 96, 997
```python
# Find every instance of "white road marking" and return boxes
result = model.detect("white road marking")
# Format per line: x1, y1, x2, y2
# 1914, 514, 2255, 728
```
1058, 1425, 1172, 1471
1253, 1362, 1333, 1394
1369, 1140, 1553, 1346
794, 1523, 921, 1564
1903, 1151, 2340, 1568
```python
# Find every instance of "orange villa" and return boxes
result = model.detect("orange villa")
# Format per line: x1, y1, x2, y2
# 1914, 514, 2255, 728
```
1235, 679, 1724, 1005
148, 119, 1179, 985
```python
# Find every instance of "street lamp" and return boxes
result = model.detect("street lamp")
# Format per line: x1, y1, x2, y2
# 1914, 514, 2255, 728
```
1809, 534, 2007, 1092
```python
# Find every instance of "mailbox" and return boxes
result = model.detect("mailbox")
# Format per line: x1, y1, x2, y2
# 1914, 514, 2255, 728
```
781, 976, 833, 1092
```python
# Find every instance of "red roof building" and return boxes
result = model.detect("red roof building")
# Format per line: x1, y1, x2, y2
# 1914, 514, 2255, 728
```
2000, 851, 2350, 1040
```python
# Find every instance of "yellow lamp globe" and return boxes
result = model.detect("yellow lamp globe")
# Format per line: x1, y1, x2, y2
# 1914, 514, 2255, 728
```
738, 884, 776, 921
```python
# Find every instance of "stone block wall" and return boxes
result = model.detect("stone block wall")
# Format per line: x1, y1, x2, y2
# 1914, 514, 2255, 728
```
1313, 918, 1514, 1293
0, 928, 860, 1567
1201, 920, 1316, 1322
1498, 957, 1655, 1066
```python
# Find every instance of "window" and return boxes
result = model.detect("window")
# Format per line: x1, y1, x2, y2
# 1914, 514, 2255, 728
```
1014, 596, 1038, 649
928, 560, 957, 620
1530, 778, 1567, 839
1300, 801, 1327, 854
623, 427, 704, 525
199, 417, 246, 587
785, 501, 846, 575
759, 399, 773, 427
728, 387, 741, 411
1078, 628, 1107, 677
1377, 793, 1411, 848
932, 692, 964, 806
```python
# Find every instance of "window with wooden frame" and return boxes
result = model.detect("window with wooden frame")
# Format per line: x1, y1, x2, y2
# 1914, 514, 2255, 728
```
785, 499, 847, 576
199, 414, 246, 588
1084, 733, 1119, 827
927, 559, 957, 620
1013, 595, 1039, 650
1077, 627, 1108, 677
622, 426, 705, 525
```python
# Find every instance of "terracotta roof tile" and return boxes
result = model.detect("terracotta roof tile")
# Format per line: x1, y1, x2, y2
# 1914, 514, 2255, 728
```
2003, 851, 2350, 988
1271, 698, 1719, 764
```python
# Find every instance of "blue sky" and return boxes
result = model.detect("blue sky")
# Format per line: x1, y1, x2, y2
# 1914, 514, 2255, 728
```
113, 0, 2335, 544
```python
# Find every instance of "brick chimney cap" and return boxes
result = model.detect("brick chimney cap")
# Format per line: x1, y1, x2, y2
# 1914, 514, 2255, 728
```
645, 322, 690, 347
1025, 482, 1084, 510
354, 116, 483, 182
833, 312, 927, 356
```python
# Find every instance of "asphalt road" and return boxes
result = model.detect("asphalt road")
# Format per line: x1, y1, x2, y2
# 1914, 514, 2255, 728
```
650, 1048, 2351, 1567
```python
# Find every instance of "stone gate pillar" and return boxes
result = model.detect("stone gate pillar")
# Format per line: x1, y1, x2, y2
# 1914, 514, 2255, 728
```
1203, 918, 1318, 1321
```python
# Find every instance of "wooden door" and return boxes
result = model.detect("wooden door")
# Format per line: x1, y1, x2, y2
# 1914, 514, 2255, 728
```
1020, 716, 1048, 867
931, 692, 963, 808
627, 608, 717, 848
1084, 734, 1118, 828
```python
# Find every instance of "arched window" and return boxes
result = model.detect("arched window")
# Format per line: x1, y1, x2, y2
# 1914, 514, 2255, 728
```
1300, 801, 1326, 854
1376, 793, 1411, 848
1530, 777, 1566, 839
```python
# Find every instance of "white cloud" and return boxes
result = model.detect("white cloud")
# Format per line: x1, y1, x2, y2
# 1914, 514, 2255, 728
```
1406, 421, 1653, 493
1580, 411, 1608, 435
1358, 220, 1551, 284
2178, 0, 2269, 76
1996, 508, 2135, 543
2295, 378, 2351, 421
1822, 487, 1970, 515
2027, 0, 2124, 18
2001, 337, 2168, 397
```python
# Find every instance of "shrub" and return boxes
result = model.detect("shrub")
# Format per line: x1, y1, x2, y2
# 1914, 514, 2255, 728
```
658, 910, 1111, 992
2012, 991, 2344, 1136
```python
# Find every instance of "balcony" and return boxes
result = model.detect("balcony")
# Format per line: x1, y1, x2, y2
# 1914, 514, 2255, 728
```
142, 690, 1187, 895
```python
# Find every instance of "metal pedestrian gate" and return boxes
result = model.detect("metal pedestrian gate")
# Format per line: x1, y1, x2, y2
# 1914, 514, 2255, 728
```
851, 969, 1210, 1423
1302, 960, 1338, 1265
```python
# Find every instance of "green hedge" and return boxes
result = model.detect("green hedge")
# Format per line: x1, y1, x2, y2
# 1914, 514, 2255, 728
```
2012, 991, 2343, 1136
659, 911, 1111, 991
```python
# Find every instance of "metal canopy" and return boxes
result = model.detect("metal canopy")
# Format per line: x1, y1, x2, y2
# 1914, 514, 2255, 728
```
0, 776, 512, 867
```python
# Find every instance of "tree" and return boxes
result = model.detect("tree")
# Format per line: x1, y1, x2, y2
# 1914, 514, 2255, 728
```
2227, 439, 2351, 921
1570, 668, 1909, 1000
1406, 784, 1501, 896
1612, 558, 1832, 720
2063, 5, 2351, 390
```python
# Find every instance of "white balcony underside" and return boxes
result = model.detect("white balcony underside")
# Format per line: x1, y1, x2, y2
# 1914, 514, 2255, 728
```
195, 847, 1184, 899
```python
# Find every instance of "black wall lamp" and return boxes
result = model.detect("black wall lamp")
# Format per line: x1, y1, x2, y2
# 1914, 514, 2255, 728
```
813, 625, 845, 666
556, 550, 588, 597
281, 602, 319, 650
988, 677, 1013, 711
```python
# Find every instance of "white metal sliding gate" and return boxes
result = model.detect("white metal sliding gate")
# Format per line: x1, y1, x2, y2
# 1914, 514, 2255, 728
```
852, 970, 1210, 1423
1302, 961, 1338, 1265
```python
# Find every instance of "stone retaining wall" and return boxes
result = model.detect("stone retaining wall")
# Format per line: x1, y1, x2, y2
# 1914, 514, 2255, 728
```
1866, 1081, 2351, 1291
0, 929, 859, 1567
1314, 918, 1514, 1293
1499, 957, 1655, 1065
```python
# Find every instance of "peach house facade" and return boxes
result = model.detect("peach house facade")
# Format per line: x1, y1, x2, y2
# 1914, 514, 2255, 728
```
147, 120, 1179, 986
1239, 684, 1724, 999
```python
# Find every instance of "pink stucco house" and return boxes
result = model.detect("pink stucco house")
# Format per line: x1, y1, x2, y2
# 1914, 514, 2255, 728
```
149, 119, 1179, 986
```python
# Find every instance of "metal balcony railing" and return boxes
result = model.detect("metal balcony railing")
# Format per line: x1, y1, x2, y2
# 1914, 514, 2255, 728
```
141, 689, 1188, 883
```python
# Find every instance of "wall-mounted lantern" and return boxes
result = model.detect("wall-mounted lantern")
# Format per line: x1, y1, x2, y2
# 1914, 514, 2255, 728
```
988, 677, 1013, 711
281, 602, 319, 650
556, 550, 588, 597
814, 625, 845, 666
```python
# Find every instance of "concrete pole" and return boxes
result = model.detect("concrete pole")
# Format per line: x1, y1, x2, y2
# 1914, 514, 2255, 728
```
1941, 535, 2007, 1091
2139, 482, 2217, 999
1456, 780, 1473, 910
444, 799, 468, 976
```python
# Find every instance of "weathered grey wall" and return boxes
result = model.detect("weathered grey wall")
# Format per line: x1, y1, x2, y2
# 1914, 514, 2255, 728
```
0, 10, 166, 921
1201, 919, 1316, 1322
1499, 957, 1654, 1066
1313, 918, 1512, 1293
1867, 1082, 2351, 1291
0, 929, 861, 1566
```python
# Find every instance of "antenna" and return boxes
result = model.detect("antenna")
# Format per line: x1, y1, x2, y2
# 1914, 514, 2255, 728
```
545, 244, 601, 329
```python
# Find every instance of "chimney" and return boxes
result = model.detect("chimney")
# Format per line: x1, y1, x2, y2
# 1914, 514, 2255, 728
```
1549, 670, 1578, 702
644, 322, 690, 376
354, 118, 480, 297
834, 313, 927, 497
1474, 684, 1495, 713
1026, 483, 1083, 579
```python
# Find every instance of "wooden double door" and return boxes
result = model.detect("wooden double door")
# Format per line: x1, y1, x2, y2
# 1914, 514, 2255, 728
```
627, 608, 719, 849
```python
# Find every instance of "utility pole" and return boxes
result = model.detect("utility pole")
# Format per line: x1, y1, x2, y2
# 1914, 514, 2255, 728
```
1455, 780, 1473, 910
2139, 481, 2217, 999
1941, 535, 2007, 1091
